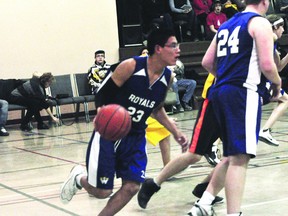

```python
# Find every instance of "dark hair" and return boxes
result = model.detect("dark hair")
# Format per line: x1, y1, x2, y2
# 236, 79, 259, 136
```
245, 0, 262, 5
266, 14, 284, 30
212, 0, 222, 10
138, 46, 148, 56
40, 72, 54, 85
146, 13, 175, 55
95, 50, 105, 58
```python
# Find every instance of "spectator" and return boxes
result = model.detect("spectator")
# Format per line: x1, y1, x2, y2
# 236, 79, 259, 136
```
170, 59, 197, 112
273, 0, 288, 12
169, 0, 200, 41
206, 0, 227, 40
192, 0, 213, 39
9, 72, 59, 131
0, 99, 9, 136
87, 50, 110, 94
222, 0, 239, 19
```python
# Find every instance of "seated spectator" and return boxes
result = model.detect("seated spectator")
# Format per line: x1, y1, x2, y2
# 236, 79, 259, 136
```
0, 99, 9, 136
139, 47, 149, 57
9, 72, 59, 131
170, 59, 197, 112
192, 0, 213, 40
87, 50, 110, 94
222, 0, 239, 19
277, 0, 288, 12
169, 0, 199, 41
206, 0, 227, 40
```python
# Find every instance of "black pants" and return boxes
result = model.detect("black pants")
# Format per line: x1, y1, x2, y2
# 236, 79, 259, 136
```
9, 95, 47, 125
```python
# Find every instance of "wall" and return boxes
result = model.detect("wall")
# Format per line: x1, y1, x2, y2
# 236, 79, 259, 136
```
0, 0, 119, 79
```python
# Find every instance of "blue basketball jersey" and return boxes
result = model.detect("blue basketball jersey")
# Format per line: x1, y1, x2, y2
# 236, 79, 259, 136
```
109, 56, 172, 133
214, 12, 262, 91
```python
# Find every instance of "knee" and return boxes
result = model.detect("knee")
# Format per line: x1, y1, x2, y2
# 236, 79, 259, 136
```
185, 151, 202, 164
121, 182, 141, 197
86, 185, 112, 199
190, 80, 197, 87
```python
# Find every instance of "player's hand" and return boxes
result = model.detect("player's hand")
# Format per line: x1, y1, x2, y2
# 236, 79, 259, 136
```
269, 82, 281, 100
174, 132, 188, 153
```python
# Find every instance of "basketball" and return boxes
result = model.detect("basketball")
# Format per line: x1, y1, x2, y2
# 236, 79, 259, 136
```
94, 104, 132, 141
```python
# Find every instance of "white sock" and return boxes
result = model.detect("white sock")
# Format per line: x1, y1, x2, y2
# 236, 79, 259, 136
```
153, 177, 161, 187
198, 191, 215, 205
75, 173, 85, 188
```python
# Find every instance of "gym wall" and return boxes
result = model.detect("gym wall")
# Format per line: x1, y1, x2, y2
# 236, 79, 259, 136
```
0, 0, 119, 79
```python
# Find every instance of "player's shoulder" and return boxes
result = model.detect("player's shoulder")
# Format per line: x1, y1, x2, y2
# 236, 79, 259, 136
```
249, 15, 271, 34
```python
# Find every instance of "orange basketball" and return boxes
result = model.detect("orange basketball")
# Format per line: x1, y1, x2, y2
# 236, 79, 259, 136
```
94, 104, 132, 141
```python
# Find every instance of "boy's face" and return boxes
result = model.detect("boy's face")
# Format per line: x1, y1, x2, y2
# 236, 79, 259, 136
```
215, 4, 222, 13
95, 53, 105, 64
161, 36, 180, 66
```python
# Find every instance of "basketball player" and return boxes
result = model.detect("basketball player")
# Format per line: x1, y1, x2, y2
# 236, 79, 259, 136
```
59, 24, 188, 215
137, 73, 224, 211
186, 0, 281, 215
259, 14, 288, 146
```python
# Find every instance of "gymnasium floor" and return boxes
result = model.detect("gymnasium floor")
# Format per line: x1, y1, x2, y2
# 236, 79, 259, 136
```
0, 103, 288, 216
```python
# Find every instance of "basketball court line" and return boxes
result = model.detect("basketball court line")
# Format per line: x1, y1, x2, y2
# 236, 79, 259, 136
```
216, 197, 288, 213
0, 182, 79, 216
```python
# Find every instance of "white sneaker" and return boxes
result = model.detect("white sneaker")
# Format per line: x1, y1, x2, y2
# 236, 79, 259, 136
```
259, 128, 279, 146
60, 165, 85, 204
187, 201, 214, 216
204, 145, 221, 167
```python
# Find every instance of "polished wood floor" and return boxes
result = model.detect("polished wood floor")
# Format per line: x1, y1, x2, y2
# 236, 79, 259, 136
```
1, 103, 288, 216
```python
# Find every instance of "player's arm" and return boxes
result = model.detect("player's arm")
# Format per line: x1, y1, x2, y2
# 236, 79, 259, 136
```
250, 17, 281, 98
250, 17, 281, 86
202, 35, 217, 76
95, 58, 136, 108
152, 106, 188, 152
278, 52, 288, 72
151, 74, 188, 151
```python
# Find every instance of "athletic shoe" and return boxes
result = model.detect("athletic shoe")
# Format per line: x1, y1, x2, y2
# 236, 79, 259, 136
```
204, 145, 221, 167
20, 123, 33, 132
259, 128, 279, 146
60, 165, 85, 204
173, 104, 184, 113
183, 102, 193, 111
137, 178, 160, 209
187, 201, 215, 216
0, 127, 9, 136
192, 182, 224, 205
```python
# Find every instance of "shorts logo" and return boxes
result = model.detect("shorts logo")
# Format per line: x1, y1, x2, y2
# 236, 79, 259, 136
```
100, 177, 109, 184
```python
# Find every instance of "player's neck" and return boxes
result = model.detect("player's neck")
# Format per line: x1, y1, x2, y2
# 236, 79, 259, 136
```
147, 57, 166, 74
244, 5, 266, 15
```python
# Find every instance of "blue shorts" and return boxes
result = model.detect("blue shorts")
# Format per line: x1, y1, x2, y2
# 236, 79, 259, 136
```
209, 85, 261, 158
86, 131, 147, 189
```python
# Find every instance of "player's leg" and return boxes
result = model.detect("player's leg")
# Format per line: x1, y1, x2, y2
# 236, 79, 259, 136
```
188, 157, 228, 216
60, 131, 114, 203
260, 91, 288, 146
138, 99, 219, 209
159, 135, 171, 166
225, 154, 250, 214
97, 133, 148, 214
98, 180, 141, 216
188, 87, 259, 215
